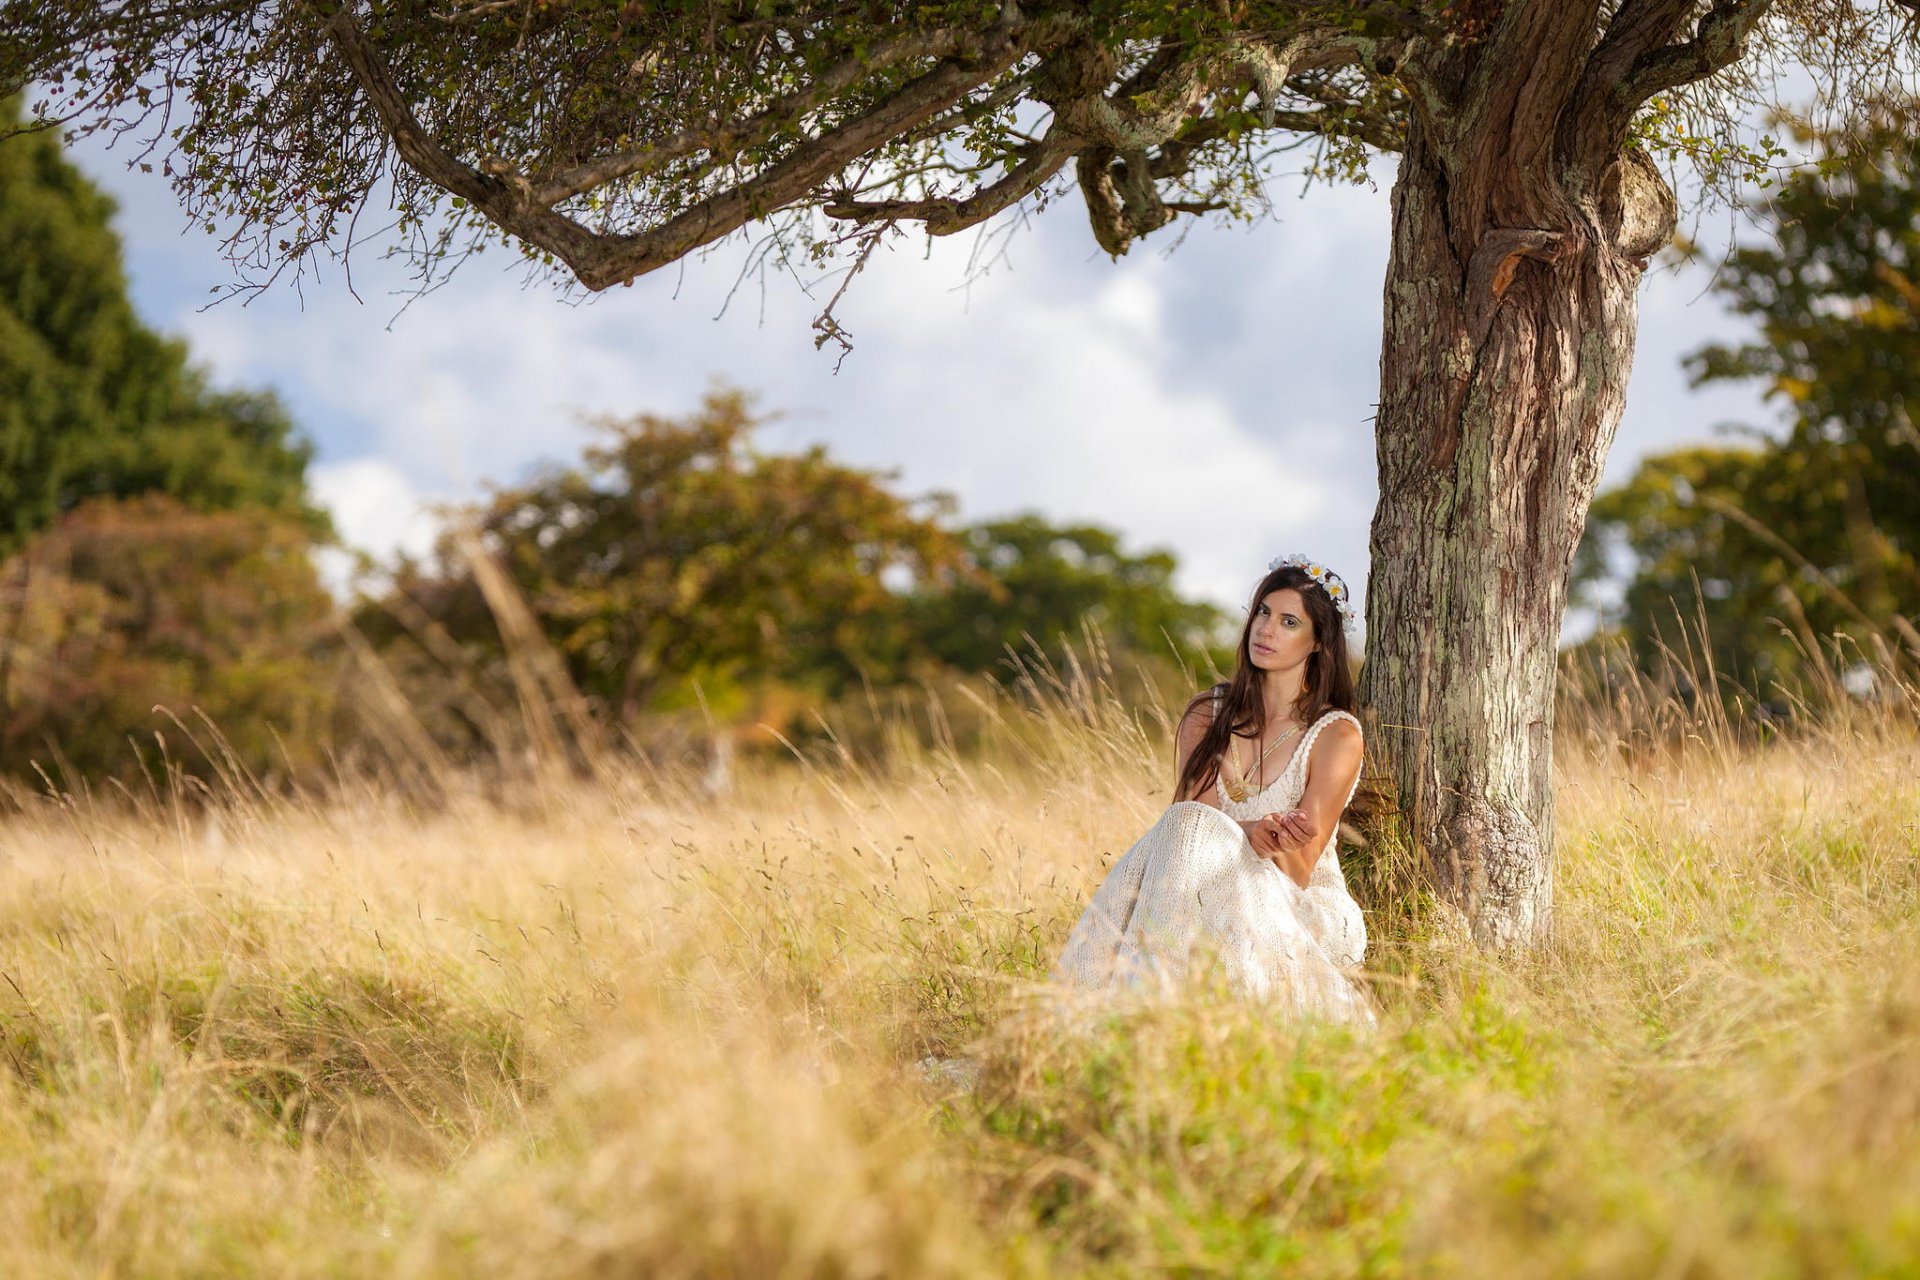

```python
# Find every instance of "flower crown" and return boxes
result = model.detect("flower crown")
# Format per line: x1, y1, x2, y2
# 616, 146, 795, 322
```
1267, 553, 1357, 627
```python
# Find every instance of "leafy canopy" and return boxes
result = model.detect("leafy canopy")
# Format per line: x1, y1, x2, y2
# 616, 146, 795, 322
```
5, 2, 1905, 308
906, 514, 1225, 677
360, 389, 968, 734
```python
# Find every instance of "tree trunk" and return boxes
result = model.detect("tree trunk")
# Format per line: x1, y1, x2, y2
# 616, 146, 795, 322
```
1360, 109, 1677, 947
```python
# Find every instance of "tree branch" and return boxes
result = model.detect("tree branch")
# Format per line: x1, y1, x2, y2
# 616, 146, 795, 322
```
1582, 0, 1699, 94
326, 3, 1035, 289
1618, 0, 1776, 102
1043, 23, 1408, 255
323, 9, 604, 268
583, 28, 1033, 287
530, 24, 990, 207
822, 130, 1076, 234
1562, 0, 1774, 181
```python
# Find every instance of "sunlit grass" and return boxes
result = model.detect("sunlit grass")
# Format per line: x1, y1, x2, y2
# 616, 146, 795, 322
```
0, 657, 1915, 1277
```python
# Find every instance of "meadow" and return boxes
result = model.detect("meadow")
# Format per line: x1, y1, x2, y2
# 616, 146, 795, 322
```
0, 657, 1915, 1279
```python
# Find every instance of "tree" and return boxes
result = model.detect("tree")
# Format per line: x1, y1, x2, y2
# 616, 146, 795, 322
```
1578, 99, 1920, 686
1575, 445, 1868, 688
905, 514, 1225, 676
10, 3, 1914, 942
0, 96, 325, 558
359, 390, 966, 747
0, 495, 342, 787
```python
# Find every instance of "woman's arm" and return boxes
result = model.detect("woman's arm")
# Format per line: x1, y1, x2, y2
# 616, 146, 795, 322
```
1263, 719, 1364, 888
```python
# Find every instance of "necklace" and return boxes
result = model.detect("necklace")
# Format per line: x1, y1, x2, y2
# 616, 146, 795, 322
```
1219, 721, 1303, 802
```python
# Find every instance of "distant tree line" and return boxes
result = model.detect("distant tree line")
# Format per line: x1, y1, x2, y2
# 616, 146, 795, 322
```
0, 96, 338, 789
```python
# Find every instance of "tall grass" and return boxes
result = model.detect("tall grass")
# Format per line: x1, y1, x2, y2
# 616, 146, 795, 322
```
0, 642, 1915, 1277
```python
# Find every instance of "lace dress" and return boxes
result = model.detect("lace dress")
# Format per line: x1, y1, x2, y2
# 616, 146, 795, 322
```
1052, 709, 1374, 1025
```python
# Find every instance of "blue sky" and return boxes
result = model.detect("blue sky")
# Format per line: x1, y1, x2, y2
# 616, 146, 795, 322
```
65, 135, 1776, 629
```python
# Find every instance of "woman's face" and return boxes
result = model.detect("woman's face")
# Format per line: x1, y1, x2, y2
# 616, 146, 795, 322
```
1248, 588, 1318, 677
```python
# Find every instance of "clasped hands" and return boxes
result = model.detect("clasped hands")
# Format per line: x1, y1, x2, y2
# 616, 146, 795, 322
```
1241, 809, 1315, 862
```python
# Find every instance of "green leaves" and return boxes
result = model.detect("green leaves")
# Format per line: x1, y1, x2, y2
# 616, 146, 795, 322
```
356, 392, 1223, 756
363, 389, 968, 733
1576, 100, 1920, 687
0, 97, 326, 560
902, 514, 1226, 677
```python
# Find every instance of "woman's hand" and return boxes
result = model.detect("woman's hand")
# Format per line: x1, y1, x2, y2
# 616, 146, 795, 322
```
1238, 818, 1281, 856
1241, 811, 1313, 859
1267, 808, 1315, 852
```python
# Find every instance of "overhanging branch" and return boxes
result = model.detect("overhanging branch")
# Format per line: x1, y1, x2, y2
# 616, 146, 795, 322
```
822, 130, 1077, 234
530, 25, 991, 207
323, 9, 603, 268
320, 3, 1409, 288
1619, 0, 1776, 102
325, 4, 1034, 288
583, 29, 1033, 286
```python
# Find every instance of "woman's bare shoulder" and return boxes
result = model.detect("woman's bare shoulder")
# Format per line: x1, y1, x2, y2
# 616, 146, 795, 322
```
1320, 711, 1362, 739
1311, 713, 1364, 756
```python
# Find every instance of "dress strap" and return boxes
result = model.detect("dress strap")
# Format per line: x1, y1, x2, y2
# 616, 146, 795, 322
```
1288, 709, 1365, 804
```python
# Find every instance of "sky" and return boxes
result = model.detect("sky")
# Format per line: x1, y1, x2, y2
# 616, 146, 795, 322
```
63, 133, 1779, 633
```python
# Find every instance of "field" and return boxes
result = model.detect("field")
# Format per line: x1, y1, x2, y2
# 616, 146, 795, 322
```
1, 670, 1916, 1279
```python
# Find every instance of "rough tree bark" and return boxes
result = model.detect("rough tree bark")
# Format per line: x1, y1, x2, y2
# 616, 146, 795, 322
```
1359, 13, 1680, 945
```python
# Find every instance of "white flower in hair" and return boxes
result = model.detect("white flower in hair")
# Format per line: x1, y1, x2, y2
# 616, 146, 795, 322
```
1266, 553, 1357, 627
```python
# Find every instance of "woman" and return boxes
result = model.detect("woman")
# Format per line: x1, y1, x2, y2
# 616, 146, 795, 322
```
1052, 555, 1374, 1024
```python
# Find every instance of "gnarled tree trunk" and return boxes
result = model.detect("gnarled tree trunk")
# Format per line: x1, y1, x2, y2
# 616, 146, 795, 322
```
1360, 70, 1678, 946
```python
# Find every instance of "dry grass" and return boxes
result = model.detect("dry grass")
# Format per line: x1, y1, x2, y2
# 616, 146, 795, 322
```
0, 664, 1916, 1278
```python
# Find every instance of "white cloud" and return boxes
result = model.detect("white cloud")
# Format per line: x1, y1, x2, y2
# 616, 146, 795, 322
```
310, 456, 445, 562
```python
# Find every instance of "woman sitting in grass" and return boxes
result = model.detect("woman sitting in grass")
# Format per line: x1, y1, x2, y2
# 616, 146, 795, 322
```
1053, 555, 1373, 1023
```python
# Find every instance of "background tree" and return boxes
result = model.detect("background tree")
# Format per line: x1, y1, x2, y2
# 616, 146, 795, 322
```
0, 495, 342, 787
0, 96, 325, 558
1578, 98, 1920, 688
904, 514, 1225, 677
11, 2, 1914, 942
358, 390, 968, 754
360, 395, 1226, 765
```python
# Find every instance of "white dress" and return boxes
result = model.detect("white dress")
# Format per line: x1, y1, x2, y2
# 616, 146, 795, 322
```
1052, 709, 1374, 1025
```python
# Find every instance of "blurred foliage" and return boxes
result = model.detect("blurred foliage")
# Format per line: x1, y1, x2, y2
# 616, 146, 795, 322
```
0, 96, 327, 558
354, 391, 1222, 764
1575, 98, 1920, 691
905, 515, 1224, 678
356, 389, 966, 749
0, 495, 342, 787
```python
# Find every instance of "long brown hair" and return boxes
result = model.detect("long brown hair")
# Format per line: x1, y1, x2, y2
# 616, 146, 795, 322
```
1175, 563, 1357, 803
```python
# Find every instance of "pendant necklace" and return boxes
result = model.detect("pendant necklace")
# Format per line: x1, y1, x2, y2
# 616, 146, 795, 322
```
1220, 721, 1303, 803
